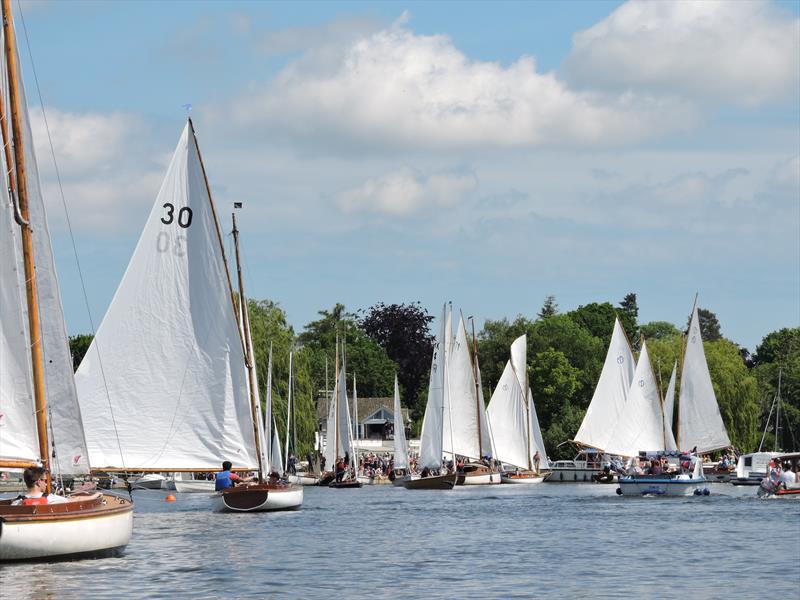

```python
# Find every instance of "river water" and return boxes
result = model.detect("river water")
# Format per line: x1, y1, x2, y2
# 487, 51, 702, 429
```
1, 482, 798, 599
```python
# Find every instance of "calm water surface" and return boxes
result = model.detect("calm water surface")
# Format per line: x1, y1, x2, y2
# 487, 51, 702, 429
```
1, 483, 798, 599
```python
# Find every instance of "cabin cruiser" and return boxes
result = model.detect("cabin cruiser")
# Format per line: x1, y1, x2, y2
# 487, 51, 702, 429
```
544, 449, 617, 483
731, 452, 783, 485
757, 452, 800, 498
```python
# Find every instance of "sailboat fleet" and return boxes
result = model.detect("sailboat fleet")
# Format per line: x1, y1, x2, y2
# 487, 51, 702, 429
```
0, 0, 788, 563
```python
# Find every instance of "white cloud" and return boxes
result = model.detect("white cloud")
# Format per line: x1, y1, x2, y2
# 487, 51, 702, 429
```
564, 0, 800, 106
229, 17, 695, 150
335, 167, 477, 216
769, 154, 800, 193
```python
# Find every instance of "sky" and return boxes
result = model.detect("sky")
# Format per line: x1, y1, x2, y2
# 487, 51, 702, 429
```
14, 0, 800, 352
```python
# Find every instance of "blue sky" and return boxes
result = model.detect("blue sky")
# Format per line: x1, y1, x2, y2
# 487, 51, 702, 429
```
17, 0, 800, 351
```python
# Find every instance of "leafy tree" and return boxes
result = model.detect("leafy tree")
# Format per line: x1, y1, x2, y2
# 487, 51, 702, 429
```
752, 328, 800, 450
619, 292, 639, 320
537, 295, 558, 320
568, 302, 618, 345
69, 334, 93, 372
689, 307, 722, 342
543, 404, 586, 461
476, 315, 534, 400
639, 321, 681, 341
530, 348, 581, 430
359, 302, 434, 419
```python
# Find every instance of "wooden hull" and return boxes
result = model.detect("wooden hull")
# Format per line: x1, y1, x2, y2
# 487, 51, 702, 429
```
0, 493, 133, 561
328, 479, 363, 489
459, 471, 502, 485
213, 484, 303, 512
402, 473, 457, 490
357, 475, 392, 486
501, 471, 545, 485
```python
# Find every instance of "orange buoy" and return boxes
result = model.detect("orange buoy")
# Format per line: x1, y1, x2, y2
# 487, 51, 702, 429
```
165, 494, 176, 503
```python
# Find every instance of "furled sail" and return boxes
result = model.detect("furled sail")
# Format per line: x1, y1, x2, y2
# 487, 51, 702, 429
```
573, 317, 635, 451
604, 341, 665, 457
75, 123, 258, 471
392, 375, 409, 470
663, 362, 678, 452
419, 305, 451, 469
678, 305, 730, 453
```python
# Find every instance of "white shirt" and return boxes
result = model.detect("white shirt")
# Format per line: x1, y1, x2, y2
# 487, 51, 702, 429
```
779, 470, 796, 484
11, 492, 68, 506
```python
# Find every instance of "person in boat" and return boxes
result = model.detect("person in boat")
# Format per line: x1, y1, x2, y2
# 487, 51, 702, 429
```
648, 459, 663, 476
287, 453, 297, 475
214, 461, 255, 491
533, 451, 541, 473
334, 457, 347, 482
779, 462, 796, 487
11, 467, 67, 505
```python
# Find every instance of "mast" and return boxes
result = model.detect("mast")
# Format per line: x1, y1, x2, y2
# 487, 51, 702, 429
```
444, 304, 457, 468
469, 316, 483, 459
231, 212, 265, 482
775, 368, 782, 452
524, 357, 532, 471
334, 334, 340, 467
353, 373, 359, 472
284, 351, 293, 471
2, 0, 50, 485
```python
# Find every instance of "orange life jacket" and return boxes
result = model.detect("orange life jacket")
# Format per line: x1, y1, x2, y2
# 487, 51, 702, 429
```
21, 496, 48, 505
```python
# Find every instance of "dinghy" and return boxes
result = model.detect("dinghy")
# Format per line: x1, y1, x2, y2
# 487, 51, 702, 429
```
0, 0, 132, 559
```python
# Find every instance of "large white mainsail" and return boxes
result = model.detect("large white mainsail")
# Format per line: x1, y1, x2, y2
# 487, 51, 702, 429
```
663, 362, 678, 452
678, 305, 730, 453
604, 341, 665, 457
528, 387, 549, 469
271, 417, 284, 477
75, 122, 258, 471
392, 375, 409, 470
419, 305, 451, 469
323, 366, 353, 466
486, 336, 530, 469
573, 317, 635, 451
444, 314, 485, 460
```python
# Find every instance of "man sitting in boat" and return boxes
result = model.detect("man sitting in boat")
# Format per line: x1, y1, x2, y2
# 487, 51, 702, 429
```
11, 467, 67, 505
214, 461, 255, 491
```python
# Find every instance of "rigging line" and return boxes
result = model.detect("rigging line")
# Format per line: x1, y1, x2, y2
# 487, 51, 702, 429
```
16, 1, 131, 492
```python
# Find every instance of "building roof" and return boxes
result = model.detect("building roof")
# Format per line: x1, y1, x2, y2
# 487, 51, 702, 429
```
316, 396, 410, 425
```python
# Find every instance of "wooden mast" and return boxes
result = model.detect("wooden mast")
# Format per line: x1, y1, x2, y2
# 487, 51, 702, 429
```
231, 212, 265, 482
468, 316, 483, 460
524, 354, 532, 472
2, 0, 51, 486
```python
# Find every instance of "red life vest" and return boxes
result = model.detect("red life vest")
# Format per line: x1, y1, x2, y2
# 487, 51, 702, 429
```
21, 496, 48, 505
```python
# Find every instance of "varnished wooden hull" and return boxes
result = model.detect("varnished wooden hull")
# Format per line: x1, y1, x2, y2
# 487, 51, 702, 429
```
402, 473, 457, 490
501, 471, 545, 484
0, 493, 133, 561
213, 484, 303, 512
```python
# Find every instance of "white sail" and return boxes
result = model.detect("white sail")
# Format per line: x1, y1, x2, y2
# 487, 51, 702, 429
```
573, 317, 635, 451
420, 305, 450, 469
392, 375, 409, 470
271, 417, 284, 477
443, 315, 483, 460
323, 378, 337, 467
528, 387, 549, 470
338, 368, 354, 464
474, 356, 494, 459
0, 149, 38, 466
323, 366, 352, 466
486, 355, 529, 469
663, 362, 678, 452
263, 345, 274, 472
678, 305, 730, 453
75, 123, 258, 471
604, 341, 666, 457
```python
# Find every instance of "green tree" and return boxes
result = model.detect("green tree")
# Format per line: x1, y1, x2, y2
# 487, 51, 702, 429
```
752, 328, 800, 450
530, 348, 581, 430
618, 292, 639, 341
359, 302, 434, 419
69, 334, 93, 371
640, 321, 681, 341
537, 295, 558, 320
690, 307, 722, 342
568, 302, 618, 345
543, 404, 586, 461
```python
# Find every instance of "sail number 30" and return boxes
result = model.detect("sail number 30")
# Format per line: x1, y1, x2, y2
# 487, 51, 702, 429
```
160, 203, 193, 228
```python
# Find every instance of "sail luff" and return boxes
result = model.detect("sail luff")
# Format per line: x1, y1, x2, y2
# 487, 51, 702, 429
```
392, 375, 409, 470
419, 304, 447, 469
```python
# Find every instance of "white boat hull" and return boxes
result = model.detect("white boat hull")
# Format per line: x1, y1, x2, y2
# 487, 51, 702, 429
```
213, 485, 303, 512
617, 476, 709, 497
130, 474, 167, 490
461, 471, 502, 485
173, 479, 215, 493
544, 468, 605, 483
0, 494, 133, 561
287, 473, 320, 486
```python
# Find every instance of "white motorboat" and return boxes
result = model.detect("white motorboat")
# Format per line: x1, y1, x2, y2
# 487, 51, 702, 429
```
287, 472, 321, 486
731, 452, 782, 485
500, 471, 546, 484
172, 473, 215, 493
617, 459, 709, 496
130, 473, 168, 490
544, 450, 615, 483
213, 483, 303, 512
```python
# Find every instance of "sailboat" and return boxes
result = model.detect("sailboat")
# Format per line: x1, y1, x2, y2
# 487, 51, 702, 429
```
403, 304, 458, 490
0, 0, 133, 560
390, 375, 411, 487
325, 343, 362, 489
551, 317, 636, 483
486, 335, 549, 484
74, 121, 301, 511
281, 352, 318, 486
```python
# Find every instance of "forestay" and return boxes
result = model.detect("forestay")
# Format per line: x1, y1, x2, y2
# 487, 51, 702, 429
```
678, 306, 730, 453
574, 317, 635, 451
528, 387, 549, 469
392, 375, 409, 470
75, 123, 258, 471
604, 341, 665, 457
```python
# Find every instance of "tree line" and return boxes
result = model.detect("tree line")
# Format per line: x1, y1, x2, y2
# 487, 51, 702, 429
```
69, 294, 799, 460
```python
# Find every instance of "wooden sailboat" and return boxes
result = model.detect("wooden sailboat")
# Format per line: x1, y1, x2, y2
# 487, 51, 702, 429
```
390, 375, 412, 487
486, 335, 548, 484
0, 0, 132, 560
403, 304, 457, 490
327, 341, 362, 489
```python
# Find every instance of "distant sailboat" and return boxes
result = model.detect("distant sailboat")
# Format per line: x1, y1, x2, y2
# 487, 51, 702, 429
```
326, 343, 362, 489
390, 375, 411, 487
0, 0, 132, 560
486, 335, 549, 484
404, 304, 457, 490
